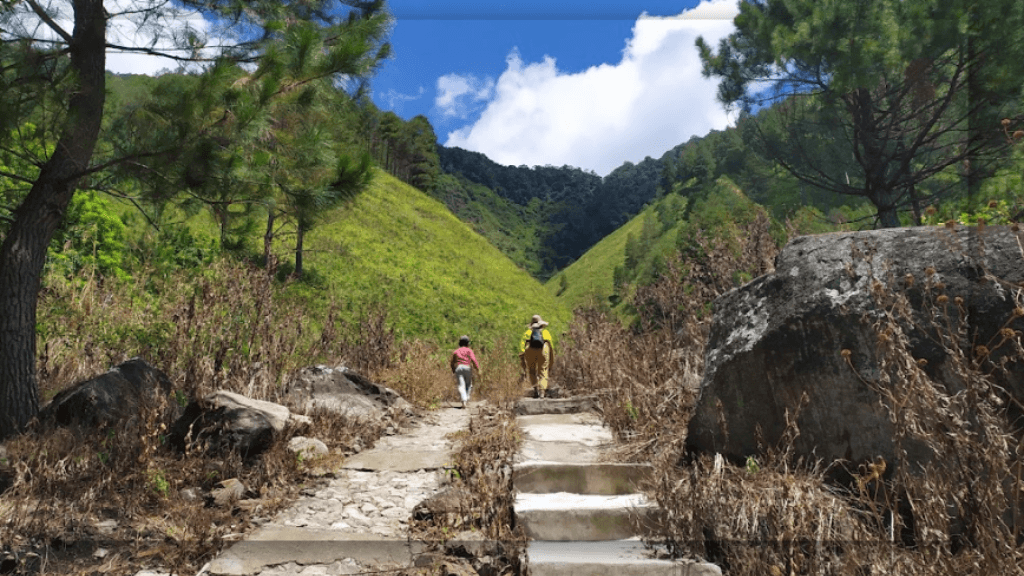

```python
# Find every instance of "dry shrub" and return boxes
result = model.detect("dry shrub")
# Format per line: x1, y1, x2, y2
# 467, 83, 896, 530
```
376, 335, 533, 410
411, 404, 525, 575
638, 234, 1024, 574
559, 210, 778, 460
375, 340, 452, 408
337, 302, 396, 375
37, 259, 345, 404
2, 259, 400, 575
476, 335, 531, 406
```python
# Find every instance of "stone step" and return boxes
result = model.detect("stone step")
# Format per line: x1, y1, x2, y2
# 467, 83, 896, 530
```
515, 493, 661, 541
206, 528, 425, 575
517, 412, 614, 464
515, 395, 598, 416
515, 462, 651, 495
527, 540, 722, 576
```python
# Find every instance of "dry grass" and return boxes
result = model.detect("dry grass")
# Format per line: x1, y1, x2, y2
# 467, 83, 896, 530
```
4, 257, 538, 575
560, 216, 1024, 574
377, 334, 530, 411
559, 210, 778, 461
0, 260, 403, 575
408, 403, 525, 576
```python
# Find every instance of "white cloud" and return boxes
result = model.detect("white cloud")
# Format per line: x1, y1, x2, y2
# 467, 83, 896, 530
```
384, 86, 426, 113
435, 73, 496, 119
443, 0, 740, 177
3, 0, 222, 76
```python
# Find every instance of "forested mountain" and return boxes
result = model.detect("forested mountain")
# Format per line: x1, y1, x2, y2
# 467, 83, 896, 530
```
436, 115, 870, 278
437, 145, 665, 273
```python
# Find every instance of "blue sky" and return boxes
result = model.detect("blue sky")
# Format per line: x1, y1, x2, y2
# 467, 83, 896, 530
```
371, 0, 740, 176
84, 0, 739, 177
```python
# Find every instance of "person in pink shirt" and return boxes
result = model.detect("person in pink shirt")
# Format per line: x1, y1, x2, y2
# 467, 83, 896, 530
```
449, 335, 481, 409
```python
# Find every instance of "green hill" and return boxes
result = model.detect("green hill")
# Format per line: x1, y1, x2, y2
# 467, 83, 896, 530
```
546, 177, 783, 315
276, 169, 572, 348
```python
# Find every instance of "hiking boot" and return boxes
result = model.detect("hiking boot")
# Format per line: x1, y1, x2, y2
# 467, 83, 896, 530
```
461, 401, 467, 409
539, 389, 546, 399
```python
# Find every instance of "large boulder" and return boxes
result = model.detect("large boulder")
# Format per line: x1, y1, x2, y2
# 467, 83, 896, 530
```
168, 390, 310, 458
283, 365, 413, 420
38, 357, 173, 429
686, 225, 1024, 477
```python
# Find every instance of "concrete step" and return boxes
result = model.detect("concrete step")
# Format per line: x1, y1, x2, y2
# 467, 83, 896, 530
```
515, 493, 661, 541
206, 528, 425, 575
515, 395, 598, 416
517, 412, 615, 464
527, 540, 722, 576
515, 462, 651, 495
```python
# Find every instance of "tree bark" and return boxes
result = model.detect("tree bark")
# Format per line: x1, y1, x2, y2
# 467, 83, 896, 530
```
294, 226, 305, 278
0, 0, 106, 440
264, 208, 276, 274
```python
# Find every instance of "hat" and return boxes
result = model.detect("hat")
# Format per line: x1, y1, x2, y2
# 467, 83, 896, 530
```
529, 314, 549, 329
459, 335, 470, 345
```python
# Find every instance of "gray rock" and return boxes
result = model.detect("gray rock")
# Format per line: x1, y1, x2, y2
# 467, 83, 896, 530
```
206, 390, 311, 432
169, 391, 308, 459
687, 225, 1024, 477
284, 366, 413, 421
288, 436, 329, 460
38, 357, 172, 429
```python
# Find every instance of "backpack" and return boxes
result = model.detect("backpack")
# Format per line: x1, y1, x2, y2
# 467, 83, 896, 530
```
528, 328, 545, 349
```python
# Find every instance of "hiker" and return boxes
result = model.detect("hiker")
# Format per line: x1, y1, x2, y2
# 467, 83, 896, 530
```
449, 335, 480, 409
519, 314, 554, 398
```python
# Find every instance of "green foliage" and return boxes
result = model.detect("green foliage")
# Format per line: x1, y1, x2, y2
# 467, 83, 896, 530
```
429, 173, 554, 277
549, 176, 789, 317
149, 469, 170, 498
48, 193, 129, 280
697, 0, 1024, 227
268, 169, 572, 348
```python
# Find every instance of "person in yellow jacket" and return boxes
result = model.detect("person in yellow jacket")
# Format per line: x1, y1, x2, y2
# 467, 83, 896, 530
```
519, 314, 554, 398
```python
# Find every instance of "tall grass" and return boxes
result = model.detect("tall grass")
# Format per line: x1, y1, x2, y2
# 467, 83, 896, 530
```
558, 211, 777, 460
560, 219, 1024, 574
1, 259, 414, 575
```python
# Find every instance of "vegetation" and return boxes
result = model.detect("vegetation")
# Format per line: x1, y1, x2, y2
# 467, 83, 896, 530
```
557, 214, 1024, 574
429, 173, 555, 277
697, 0, 1024, 227
2, 1, 1023, 574
0, 0, 392, 440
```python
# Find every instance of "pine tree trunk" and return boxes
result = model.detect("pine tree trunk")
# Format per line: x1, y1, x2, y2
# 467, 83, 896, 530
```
0, 0, 106, 440
294, 226, 306, 278
264, 209, 276, 273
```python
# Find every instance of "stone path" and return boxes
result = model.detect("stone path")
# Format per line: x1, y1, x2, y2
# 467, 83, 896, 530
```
198, 403, 474, 576
512, 396, 722, 576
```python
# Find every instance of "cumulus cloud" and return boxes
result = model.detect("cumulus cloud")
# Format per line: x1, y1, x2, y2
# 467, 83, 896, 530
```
443, 0, 739, 176
436, 73, 497, 119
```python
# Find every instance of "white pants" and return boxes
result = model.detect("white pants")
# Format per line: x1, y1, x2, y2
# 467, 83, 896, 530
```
455, 364, 473, 402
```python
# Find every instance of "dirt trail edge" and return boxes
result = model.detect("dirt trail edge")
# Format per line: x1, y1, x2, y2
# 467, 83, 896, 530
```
197, 403, 475, 576
513, 396, 722, 576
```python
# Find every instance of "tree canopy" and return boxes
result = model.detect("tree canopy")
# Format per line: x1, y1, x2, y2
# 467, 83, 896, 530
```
0, 0, 391, 439
698, 0, 1024, 227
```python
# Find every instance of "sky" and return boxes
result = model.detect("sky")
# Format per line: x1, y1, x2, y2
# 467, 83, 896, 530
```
85, 0, 741, 178
371, 0, 740, 176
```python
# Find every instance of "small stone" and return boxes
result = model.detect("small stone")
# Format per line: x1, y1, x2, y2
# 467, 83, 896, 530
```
93, 548, 109, 559
95, 519, 118, 535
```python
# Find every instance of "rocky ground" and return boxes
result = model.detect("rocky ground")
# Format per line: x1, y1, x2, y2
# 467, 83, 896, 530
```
189, 402, 475, 576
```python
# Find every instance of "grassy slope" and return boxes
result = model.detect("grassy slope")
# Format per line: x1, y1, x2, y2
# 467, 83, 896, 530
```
545, 206, 646, 310
429, 173, 551, 278
283, 169, 572, 350
547, 177, 774, 313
